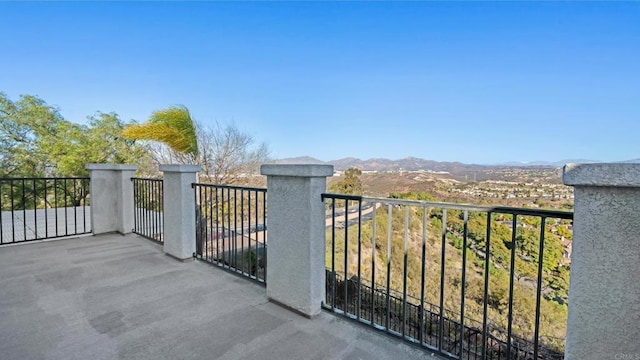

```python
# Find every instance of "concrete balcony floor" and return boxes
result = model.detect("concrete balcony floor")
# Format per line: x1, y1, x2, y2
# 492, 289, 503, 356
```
0, 233, 439, 360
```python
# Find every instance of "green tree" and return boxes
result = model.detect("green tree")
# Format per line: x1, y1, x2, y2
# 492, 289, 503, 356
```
0, 92, 67, 176
0, 93, 147, 177
80, 112, 151, 174
330, 167, 363, 195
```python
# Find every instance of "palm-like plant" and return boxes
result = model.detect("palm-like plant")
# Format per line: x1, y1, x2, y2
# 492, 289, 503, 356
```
122, 105, 199, 163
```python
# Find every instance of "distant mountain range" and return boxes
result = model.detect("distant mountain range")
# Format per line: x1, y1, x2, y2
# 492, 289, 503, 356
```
499, 158, 640, 166
274, 156, 640, 172
275, 156, 483, 172
497, 159, 599, 166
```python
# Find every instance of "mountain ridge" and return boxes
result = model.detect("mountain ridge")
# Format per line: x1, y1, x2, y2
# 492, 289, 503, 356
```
275, 156, 558, 172
273, 156, 640, 172
274, 156, 640, 172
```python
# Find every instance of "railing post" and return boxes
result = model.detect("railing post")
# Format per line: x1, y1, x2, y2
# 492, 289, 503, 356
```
85, 164, 137, 235
261, 164, 334, 317
563, 163, 640, 359
160, 164, 201, 260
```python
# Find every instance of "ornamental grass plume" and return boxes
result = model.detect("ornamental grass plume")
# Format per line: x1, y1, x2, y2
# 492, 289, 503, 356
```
122, 105, 198, 161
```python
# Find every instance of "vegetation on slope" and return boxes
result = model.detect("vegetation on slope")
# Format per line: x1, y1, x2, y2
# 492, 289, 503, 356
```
326, 191, 572, 353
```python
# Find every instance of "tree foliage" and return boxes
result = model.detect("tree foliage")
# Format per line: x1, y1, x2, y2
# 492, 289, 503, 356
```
122, 105, 270, 185
1, 93, 66, 176
121, 105, 198, 163
0, 93, 147, 177
327, 190, 572, 353
330, 167, 363, 195
198, 122, 270, 185
389, 191, 436, 201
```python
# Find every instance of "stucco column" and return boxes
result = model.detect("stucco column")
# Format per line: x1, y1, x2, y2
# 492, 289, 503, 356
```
563, 163, 640, 360
160, 164, 201, 260
261, 164, 334, 317
85, 164, 138, 235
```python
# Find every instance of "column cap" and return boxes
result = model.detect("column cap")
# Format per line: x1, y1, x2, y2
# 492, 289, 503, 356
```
159, 164, 202, 173
86, 163, 138, 171
563, 163, 640, 187
261, 164, 334, 177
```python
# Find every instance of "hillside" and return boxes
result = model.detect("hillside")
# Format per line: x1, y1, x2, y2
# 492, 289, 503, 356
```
275, 156, 562, 181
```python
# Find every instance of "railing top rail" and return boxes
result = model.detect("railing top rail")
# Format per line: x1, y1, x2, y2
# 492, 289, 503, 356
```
0, 177, 90, 181
321, 192, 573, 220
131, 177, 163, 181
192, 183, 267, 192
489, 206, 573, 219
321, 193, 362, 201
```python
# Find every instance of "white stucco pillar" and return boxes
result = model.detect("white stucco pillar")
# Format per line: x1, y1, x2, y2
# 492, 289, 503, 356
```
160, 164, 201, 261
563, 163, 640, 360
85, 164, 138, 235
261, 164, 334, 317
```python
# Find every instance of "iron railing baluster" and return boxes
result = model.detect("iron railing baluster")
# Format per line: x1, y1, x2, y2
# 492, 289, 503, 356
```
0, 177, 90, 245
319, 193, 572, 360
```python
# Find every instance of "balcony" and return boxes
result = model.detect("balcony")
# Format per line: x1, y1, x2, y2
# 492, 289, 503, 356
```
1, 163, 639, 360
0, 233, 429, 360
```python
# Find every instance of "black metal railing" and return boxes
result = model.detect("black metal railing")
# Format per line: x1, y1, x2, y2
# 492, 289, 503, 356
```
193, 183, 267, 284
0, 177, 91, 245
322, 193, 572, 360
132, 178, 164, 243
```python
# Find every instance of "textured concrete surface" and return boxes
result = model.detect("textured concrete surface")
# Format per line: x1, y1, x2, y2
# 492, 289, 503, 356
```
261, 164, 334, 178
261, 164, 333, 317
1, 207, 91, 243
563, 163, 640, 360
86, 164, 137, 235
563, 162, 640, 187
159, 164, 200, 260
0, 233, 437, 360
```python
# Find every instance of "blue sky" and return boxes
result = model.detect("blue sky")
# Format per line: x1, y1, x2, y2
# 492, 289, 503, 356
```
1, 2, 638, 164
